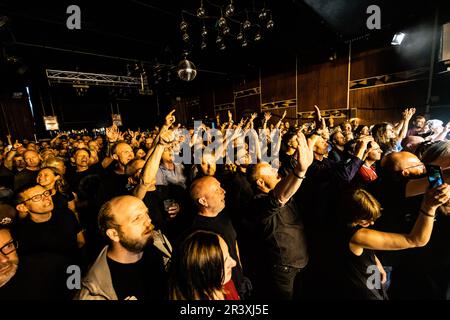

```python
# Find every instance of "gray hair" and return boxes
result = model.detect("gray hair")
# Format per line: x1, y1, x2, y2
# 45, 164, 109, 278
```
421, 140, 450, 164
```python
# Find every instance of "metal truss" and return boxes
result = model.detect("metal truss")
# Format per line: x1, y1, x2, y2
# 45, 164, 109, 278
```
46, 69, 142, 87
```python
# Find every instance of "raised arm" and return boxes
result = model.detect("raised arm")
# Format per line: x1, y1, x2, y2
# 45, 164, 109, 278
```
275, 110, 287, 129
134, 129, 175, 199
350, 183, 450, 252
273, 132, 314, 205
397, 108, 416, 141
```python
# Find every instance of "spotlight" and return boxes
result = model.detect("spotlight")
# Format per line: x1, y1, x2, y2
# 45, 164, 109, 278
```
391, 32, 405, 45
241, 39, 248, 48
201, 41, 207, 50
236, 31, 244, 41
177, 58, 197, 81
258, 9, 267, 20
218, 17, 227, 29
254, 32, 262, 42
225, 1, 235, 17
267, 19, 274, 30
182, 33, 190, 42
201, 26, 208, 38
222, 26, 230, 35
216, 35, 223, 44
243, 20, 251, 30
197, 2, 206, 18
219, 43, 226, 50
180, 20, 188, 32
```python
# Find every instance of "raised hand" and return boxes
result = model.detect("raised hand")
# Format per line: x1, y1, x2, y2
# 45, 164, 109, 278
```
422, 184, 450, 210
106, 124, 119, 142
160, 129, 176, 146
264, 112, 272, 122
250, 112, 258, 121
296, 131, 314, 174
13, 139, 22, 149
228, 110, 233, 122
281, 110, 287, 120
402, 107, 416, 121
117, 131, 125, 141
165, 109, 176, 127
314, 105, 322, 123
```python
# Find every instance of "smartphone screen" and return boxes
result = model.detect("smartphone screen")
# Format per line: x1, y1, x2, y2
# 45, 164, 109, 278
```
427, 165, 444, 188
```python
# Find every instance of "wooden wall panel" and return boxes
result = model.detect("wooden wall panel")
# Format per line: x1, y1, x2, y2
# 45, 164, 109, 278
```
297, 57, 348, 113
350, 80, 428, 125
235, 95, 260, 120
261, 58, 296, 104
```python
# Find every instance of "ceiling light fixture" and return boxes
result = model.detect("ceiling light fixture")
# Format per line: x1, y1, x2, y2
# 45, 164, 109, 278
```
178, 2, 274, 52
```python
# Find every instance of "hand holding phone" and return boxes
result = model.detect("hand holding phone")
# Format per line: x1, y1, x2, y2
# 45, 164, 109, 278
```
426, 165, 444, 189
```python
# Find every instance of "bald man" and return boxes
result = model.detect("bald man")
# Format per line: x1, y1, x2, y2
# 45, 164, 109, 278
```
76, 195, 170, 300
369, 152, 430, 299
13, 150, 41, 190
188, 176, 250, 298
102, 142, 135, 201
380, 151, 426, 178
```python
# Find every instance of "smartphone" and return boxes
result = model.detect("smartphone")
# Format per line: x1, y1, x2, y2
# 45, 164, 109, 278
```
426, 165, 444, 188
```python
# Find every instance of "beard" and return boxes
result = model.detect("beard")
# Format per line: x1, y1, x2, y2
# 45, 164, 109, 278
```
0, 261, 18, 288
118, 229, 154, 253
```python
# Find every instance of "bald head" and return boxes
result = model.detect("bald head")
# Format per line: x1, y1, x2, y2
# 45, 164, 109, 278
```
24, 150, 41, 169
190, 176, 217, 202
381, 151, 425, 177
190, 176, 225, 215
98, 195, 149, 235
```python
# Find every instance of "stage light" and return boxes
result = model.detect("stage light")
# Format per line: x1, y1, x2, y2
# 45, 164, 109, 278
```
391, 32, 405, 45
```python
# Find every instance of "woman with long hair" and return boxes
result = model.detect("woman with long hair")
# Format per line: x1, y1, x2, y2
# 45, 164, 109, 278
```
169, 230, 238, 300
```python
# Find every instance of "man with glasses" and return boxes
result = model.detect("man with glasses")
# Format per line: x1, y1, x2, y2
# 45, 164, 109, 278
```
0, 227, 19, 289
369, 151, 429, 299
13, 183, 85, 299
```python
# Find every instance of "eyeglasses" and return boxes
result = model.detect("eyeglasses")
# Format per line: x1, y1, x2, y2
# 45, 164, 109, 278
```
20, 190, 52, 203
404, 163, 426, 171
0, 240, 18, 256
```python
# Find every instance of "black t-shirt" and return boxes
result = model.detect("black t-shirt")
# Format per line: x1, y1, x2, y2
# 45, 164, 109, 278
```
0, 164, 14, 190
337, 225, 385, 300
101, 168, 129, 201
188, 210, 244, 287
51, 190, 75, 212
12, 208, 82, 299
14, 208, 81, 257
142, 184, 194, 243
14, 168, 39, 191
107, 246, 167, 300
66, 165, 102, 199
251, 191, 308, 269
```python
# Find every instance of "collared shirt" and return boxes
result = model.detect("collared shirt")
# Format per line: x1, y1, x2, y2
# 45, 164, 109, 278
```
156, 163, 186, 189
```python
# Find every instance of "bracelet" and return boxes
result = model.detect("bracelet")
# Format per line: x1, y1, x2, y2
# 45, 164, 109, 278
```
419, 208, 435, 218
293, 171, 306, 180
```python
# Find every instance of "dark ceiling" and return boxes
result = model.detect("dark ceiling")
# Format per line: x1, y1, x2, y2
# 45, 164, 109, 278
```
0, 0, 447, 83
